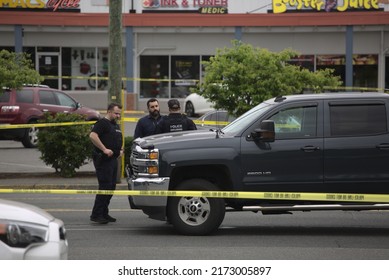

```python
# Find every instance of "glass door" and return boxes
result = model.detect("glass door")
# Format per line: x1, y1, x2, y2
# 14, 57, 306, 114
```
37, 52, 61, 89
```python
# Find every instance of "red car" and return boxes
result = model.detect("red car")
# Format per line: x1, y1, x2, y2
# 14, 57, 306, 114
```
0, 85, 101, 148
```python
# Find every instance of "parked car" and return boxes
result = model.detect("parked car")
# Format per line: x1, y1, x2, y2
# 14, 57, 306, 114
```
195, 110, 236, 130
184, 93, 214, 117
0, 199, 68, 260
0, 85, 101, 148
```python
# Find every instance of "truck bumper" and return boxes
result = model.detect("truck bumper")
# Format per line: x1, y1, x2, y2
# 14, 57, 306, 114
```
126, 167, 170, 221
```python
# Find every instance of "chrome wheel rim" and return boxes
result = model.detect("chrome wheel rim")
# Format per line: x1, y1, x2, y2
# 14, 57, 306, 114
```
28, 127, 39, 146
177, 196, 211, 226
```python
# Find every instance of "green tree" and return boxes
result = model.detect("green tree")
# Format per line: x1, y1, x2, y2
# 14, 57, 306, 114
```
198, 40, 342, 116
0, 50, 42, 91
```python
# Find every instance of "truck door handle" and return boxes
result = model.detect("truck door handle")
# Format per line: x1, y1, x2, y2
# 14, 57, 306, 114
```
301, 145, 320, 152
42, 109, 49, 112
376, 143, 389, 150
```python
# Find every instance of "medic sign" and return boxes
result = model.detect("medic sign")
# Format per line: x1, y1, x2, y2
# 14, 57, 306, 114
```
272, 0, 383, 14
143, 0, 228, 12
0, 0, 80, 12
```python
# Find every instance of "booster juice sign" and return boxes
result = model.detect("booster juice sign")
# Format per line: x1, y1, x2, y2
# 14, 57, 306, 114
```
272, 0, 383, 13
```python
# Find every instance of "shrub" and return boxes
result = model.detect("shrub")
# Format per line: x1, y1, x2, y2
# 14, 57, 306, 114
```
37, 113, 94, 178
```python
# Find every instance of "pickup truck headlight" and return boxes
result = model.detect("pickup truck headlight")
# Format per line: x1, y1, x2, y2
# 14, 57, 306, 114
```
0, 220, 48, 248
130, 146, 160, 177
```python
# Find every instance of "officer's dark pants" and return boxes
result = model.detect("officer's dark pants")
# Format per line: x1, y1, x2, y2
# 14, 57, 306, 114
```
91, 156, 118, 218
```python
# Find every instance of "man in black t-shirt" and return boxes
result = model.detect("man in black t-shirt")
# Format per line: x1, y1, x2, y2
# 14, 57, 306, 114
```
155, 99, 197, 134
89, 102, 123, 224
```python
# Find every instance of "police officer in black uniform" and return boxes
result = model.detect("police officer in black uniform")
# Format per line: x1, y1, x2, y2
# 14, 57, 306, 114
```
155, 99, 197, 134
89, 102, 123, 224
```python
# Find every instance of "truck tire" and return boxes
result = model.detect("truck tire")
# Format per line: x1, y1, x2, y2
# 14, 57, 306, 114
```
167, 179, 225, 235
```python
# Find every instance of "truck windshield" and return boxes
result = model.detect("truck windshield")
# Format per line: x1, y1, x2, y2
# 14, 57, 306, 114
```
222, 102, 273, 135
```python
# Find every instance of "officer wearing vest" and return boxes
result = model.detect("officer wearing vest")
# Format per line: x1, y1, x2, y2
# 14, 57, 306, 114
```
155, 99, 197, 134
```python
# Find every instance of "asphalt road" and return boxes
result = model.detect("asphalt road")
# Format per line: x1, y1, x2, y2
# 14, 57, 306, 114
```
2, 192, 389, 260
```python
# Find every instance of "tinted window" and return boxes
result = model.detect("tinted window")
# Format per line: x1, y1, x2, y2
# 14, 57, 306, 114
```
269, 106, 317, 139
16, 89, 34, 103
55, 92, 76, 107
0, 91, 10, 102
330, 103, 387, 136
39, 90, 57, 105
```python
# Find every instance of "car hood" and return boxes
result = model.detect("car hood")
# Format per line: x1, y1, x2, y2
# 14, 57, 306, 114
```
0, 199, 54, 226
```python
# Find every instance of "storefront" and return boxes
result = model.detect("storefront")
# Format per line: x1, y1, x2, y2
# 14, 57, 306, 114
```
0, 0, 388, 110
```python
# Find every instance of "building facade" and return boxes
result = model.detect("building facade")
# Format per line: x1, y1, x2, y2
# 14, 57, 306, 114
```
1, 0, 388, 110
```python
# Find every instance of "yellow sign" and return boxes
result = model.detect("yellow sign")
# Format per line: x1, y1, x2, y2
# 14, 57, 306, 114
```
0, 0, 45, 8
272, 0, 380, 14
199, 7, 228, 14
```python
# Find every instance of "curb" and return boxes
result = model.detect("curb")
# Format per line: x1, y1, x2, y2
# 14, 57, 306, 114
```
0, 172, 129, 190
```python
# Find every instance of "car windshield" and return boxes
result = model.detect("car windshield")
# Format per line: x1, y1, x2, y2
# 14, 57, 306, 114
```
222, 101, 274, 135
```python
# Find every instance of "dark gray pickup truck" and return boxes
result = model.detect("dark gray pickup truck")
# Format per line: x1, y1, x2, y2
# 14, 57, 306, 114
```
127, 93, 389, 235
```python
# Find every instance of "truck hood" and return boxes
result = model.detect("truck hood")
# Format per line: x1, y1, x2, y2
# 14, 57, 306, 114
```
136, 129, 225, 148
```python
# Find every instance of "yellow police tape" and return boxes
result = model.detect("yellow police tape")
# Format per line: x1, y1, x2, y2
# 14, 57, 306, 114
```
0, 117, 229, 129
0, 121, 96, 129
1, 188, 389, 203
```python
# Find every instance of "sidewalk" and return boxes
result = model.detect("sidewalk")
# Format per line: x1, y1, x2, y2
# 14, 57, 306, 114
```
0, 171, 128, 190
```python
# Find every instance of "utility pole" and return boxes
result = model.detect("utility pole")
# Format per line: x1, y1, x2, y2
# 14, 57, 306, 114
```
108, 0, 122, 104
109, 0, 124, 182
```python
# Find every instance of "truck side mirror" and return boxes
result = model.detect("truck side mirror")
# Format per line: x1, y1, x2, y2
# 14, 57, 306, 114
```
251, 120, 275, 142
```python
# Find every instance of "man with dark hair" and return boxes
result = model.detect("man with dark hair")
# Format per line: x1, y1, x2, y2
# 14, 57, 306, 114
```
134, 98, 162, 139
89, 102, 123, 224
155, 99, 197, 134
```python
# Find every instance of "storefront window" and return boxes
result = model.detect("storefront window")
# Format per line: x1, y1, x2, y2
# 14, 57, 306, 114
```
140, 56, 169, 98
288, 55, 314, 72
316, 55, 346, 85
171, 56, 199, 98
140, 55, 201, 99
316, 54, 378, 90
352, 54, 378, 89
69, 47, 109, 90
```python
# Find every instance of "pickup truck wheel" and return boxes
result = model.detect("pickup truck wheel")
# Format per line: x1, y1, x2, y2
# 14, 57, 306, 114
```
22, 123, 39, 148
167, 179, 225, 235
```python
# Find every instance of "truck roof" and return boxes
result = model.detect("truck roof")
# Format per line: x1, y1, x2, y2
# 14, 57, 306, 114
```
272, 92, 388, 104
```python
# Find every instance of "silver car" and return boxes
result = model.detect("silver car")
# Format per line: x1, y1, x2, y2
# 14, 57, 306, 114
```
0, 199, 68, 260
195, 110, 236, 130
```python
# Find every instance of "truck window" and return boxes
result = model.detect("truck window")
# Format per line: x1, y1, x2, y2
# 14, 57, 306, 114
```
268, 106, 317, 139
330, 103, 387, 136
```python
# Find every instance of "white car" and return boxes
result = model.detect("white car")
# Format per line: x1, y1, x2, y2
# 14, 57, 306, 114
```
184, 93, 214, 117
0, 199, 68, 260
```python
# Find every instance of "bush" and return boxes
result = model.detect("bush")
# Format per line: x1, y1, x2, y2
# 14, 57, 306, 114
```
37, 113, 94, 178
